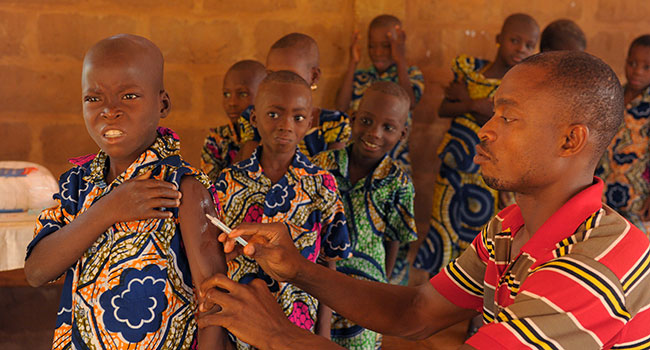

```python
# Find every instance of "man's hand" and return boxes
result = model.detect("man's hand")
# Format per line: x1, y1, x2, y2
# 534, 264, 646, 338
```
218, 222, 305, 282
388, 25, 407, 66
198, 276, 297, 350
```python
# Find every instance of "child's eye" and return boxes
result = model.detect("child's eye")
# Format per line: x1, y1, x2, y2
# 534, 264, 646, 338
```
223, 92, 231, 98
384, 124, 396, 132
627, 61, 637, 68
123, 93, 139, 100
511, 38, 520, 44
294, 115, 305, 122
267, 111, 279, 119
239, 92, 249, 98
84, 96, 100, 103
361, 118, 372, 125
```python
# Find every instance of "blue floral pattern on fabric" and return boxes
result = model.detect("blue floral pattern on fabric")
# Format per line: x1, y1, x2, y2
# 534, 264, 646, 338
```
100, 265, 169, 343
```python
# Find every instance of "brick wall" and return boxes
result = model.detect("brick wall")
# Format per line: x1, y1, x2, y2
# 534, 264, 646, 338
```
1, 0, 648, 239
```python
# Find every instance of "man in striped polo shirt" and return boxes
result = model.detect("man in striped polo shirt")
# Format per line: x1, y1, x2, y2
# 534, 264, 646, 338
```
199, 51, 650, 349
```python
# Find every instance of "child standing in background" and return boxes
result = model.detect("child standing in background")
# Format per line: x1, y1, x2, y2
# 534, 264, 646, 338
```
215, 71, 351, 349
598, 35, 650, 234
415, 13, 539, 277
336, 14, 425, 178
236, 33, 351, 161
201, 60, 266, 183
24, 34, 230, 349
313, 81, 417, 350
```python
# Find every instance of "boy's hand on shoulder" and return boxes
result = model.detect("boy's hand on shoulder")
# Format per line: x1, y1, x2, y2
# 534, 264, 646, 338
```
388, 25, 407, 65
349, 29, 361, 65
99, 170, 181, 224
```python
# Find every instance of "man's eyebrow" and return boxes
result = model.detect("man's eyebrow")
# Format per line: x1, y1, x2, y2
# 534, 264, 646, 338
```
495, 97, 519, 107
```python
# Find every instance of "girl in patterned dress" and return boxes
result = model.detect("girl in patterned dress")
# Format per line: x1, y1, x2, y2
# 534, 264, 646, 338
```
214, 71, 351, 349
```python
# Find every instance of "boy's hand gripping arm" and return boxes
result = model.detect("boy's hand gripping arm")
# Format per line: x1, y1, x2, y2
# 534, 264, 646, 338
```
24, 171, 181, 287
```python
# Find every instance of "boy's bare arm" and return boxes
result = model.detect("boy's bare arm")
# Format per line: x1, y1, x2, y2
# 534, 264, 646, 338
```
24, 171, 180, 287
390, 26, 417, 110
335, 30, 361, 112
210, 224, 477, 341
178, 177, 231, 349
315, 260, 336, 339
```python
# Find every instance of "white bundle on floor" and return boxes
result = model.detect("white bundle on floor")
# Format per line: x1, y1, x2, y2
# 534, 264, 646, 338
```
0, 161, 58, 213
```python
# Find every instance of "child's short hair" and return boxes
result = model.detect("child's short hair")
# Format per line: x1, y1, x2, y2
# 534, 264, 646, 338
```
227, 59, 266, 75
270, 33, 319, 67
520, 51, 623, 155
369, 14, 401, 29
629, 35, 650, 52
366, 81, 410, 107
540, 19, 586, 52
259, 70, 310, 90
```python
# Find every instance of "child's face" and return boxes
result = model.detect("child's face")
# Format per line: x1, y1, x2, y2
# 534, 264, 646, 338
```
351, 90, 407, 162
82, 54, 168, 167
266, 48, 314, 85
368, 25, 397, 73
252, 82, 313, 155
625, 45, 650, 92
497, 22, 539, 67
222, 70, 256, 123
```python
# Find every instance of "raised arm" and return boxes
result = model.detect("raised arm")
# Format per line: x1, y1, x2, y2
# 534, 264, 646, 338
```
335, 30, 361, 112
178, 177, 231, 349
389, 26, 418, 110
25, 171, 180, 287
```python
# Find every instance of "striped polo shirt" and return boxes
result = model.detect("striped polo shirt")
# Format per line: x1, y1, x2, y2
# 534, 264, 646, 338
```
431, 177, 650, 349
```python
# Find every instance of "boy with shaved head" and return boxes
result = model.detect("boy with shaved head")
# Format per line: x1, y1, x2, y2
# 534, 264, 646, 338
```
201, 59, 266, 182
201, 51, 650, 349
25, 34, 230, 349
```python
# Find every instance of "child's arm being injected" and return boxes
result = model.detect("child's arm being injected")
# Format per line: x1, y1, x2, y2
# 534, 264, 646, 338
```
178, 177, 232, 349
389, 26, 417, 110
335, 30, 361, 112
24, 171, 180, 287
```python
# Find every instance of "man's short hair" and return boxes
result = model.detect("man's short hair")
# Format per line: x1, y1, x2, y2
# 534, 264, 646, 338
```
270, 33, 319, 67
521, 51, 623, 157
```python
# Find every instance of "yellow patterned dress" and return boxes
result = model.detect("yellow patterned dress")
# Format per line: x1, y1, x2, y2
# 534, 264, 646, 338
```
200, 122, 242, 184
26, 128, 215, 350
415, 55, 500, 275
598, 86, 650, 233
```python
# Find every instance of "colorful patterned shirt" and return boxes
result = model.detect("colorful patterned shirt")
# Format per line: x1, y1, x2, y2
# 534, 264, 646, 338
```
349, 64, 424, 112
415, 54, 501, 276
238, 106, 351, 159
598, 86, 650, 232
313, 146, 417, 349
201, 122, 242, 183
431, 177, 650, 349
26, 128, 214, 350
215, 146, 351, 349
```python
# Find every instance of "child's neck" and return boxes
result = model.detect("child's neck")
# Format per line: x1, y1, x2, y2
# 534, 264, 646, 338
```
624, 85, 646, 105
259, 147, 294, 184
483, 55, 510, 79
348, 147, 382, 185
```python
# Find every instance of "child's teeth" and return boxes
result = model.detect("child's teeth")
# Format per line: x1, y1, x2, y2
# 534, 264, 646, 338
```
104, 130, 123, 137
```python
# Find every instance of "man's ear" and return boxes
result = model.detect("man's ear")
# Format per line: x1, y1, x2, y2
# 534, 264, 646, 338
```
400, 123, 409, 141
250, 108, 257, 128
560, 123, 589, 157
496, 33, 502, 46
159, 90, 171, 119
